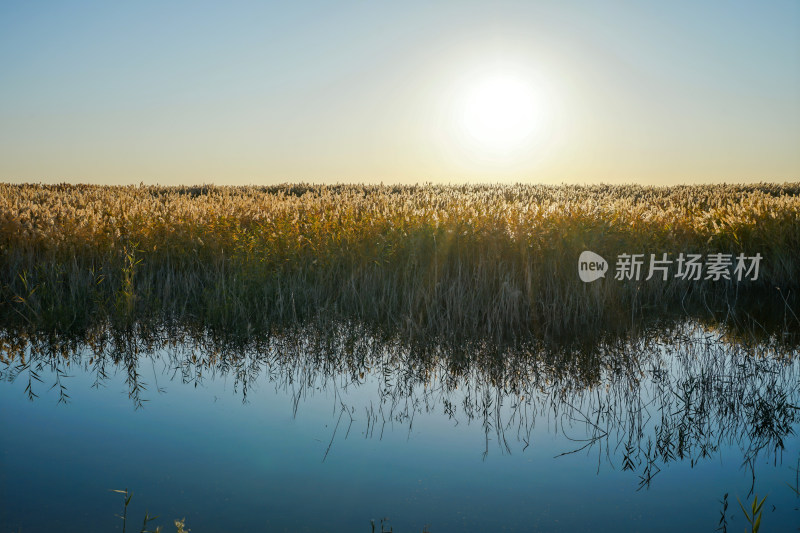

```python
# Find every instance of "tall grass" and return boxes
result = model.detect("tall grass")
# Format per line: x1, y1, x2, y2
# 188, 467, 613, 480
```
1, 182, 798, 342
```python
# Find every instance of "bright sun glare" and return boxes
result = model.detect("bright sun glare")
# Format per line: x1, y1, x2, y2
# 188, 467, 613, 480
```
456, 74, 543, 157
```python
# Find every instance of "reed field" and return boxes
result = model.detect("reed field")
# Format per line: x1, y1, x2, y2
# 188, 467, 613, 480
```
1, 182, 798, 343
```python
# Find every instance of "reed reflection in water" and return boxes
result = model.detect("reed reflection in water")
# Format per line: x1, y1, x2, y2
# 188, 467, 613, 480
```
1, 319, 799, 532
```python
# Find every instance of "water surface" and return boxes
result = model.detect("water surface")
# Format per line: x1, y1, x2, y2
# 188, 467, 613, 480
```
1, 322, 798, 532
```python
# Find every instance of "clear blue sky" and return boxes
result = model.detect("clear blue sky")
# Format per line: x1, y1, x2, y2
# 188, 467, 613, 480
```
1, 0, 798, 184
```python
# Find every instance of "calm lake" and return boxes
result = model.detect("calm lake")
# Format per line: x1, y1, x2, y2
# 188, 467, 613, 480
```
1, 321, 798, 532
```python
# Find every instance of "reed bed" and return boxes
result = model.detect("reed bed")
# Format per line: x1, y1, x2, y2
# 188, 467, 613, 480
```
1, 182, 798, 342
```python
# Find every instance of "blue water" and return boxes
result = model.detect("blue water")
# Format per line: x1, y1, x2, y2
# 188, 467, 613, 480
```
1, 327, 798, 532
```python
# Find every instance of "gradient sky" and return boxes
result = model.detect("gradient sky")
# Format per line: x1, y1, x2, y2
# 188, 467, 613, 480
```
1, 0, 798, 185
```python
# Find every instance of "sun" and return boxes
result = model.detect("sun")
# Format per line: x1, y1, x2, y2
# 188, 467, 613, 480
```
453, 72, 546, 159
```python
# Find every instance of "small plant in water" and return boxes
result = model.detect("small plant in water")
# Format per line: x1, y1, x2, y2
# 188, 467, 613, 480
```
716, 492, 728, 533
787, 456, 800, 497
737, 494, 767, 533
111, 488, 188, 533
371, 517, 393, 532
